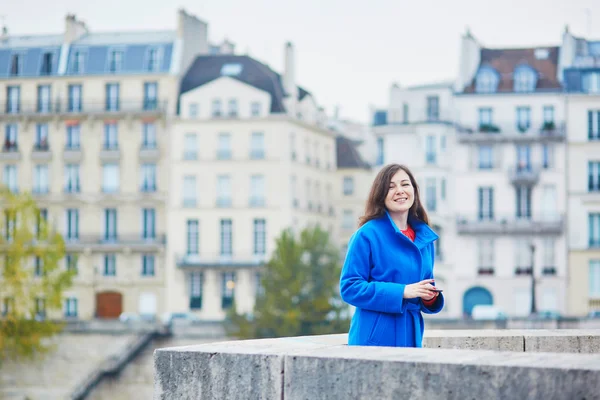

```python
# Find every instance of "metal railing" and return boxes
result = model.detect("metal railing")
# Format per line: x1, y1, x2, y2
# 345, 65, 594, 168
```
177, 252, 267, 268
1, 99, 168, 116
456, 214, 564, 235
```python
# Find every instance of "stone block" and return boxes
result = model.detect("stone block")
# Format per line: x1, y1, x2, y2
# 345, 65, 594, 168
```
423, 329, 524, 351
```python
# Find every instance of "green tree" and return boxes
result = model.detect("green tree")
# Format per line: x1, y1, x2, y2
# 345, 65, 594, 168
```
225, 225, 350, 339
0, 188, 75, 362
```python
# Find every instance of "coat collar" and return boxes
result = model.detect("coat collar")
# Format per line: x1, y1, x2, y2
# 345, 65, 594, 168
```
384, 210, 439, 249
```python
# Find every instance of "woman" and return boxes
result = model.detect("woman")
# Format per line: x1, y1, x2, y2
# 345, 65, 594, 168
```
340, 163, 443, 347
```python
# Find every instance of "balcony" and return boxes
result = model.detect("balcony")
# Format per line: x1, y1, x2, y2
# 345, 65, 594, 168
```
508, 165, 541, 185
0, 144, 21, 161
0, 99, 168, 119
63, 146, 83, 162
177, 252, 267, 269
31, 144, 52, 161
139, 145, 160, 161
456, 214, 564, 235
64, 234, 166, 252
100, 146, 120, 161
457, 122, 566, 144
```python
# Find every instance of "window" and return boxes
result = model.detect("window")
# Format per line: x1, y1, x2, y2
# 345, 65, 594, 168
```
516, 107, 531, 132
37, 85, 52, 113
542, 238, 556, 275
212, 99, 222, 117
66, 254, 78, 274
542, 145, 554, 169
188, 103, 198, 119
590, 213, 600, 247
217, 175, 232, 207
102, 164, 119, 193
3, 165, 18, 193
36, 209, 48, 239
516, 186, 532, 219
6, 86, 20, 114
108, 50, 124, 73
35, 124, 49, 150
250, 132, 265, 159
105, 83, 120, 111
514, 66, 537, 92
35, 297, 46, 319
426, 178, 436, 212
478, 146, 493, 169
475, 67, 499, 93
66, 209, 79, 240
477, 239, 494, 273
183, 133, 198, 160
141, 164, 157, 192
543, 105, 555, 124
190, 272, 203, 309
221, 63, 243, 76
71, 51, 85, 74
186, 220, 199, 255
104, 254, 116, 276
588, 111, 600, 140
290, 132, 297, 161
291, 175, 298, 207
253, 219, 266, 255
34, 165, 49, 194
426, 96, 439, 121
514, 240, 533, 274
220, 219, 233, 256
402, 103, 409, 123
142, 254, 155, 276
64, 164, 80, 193
146, 47, 161, 72
228, 99, 238, 117
425, 135, 436, 164
440, 135, 446, 151
314, 142, 320, 167
325, 144, 331, 170
66, 124, 80, 149
144, 82, 158, 110
251, 102, 261, 117
250, 175, 265, 207
478, 187, 494, 220
343, 177, 354, 196
376, 137, 384, 166
516, 145, 531, 171
221, 272, 236, 309
104, 209, 118, 241
305, 138, 310, 164
183, 176, 197, 206
255, 272, 264, 297
40, 52, 53, 75
104, 123, 118, 149
590, 260, 600, 297
217, 133, 232, 160
10, 54, 23, 76
142, 123, 157, 149
4, 210, 16, 241
142, 208, 155, 239
64, 297, 78, 318
583, 72, 600, 94
441, 178, 446, 200
35, 257, 44, 277
478, 108, 493, 128
306, 179, 312, 210
342, 210, 354, 230
4, 124, 18, 150
68, 85, 82, 112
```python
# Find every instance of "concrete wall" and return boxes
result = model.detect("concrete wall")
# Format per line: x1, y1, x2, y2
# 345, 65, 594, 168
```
154, 331, 600, 400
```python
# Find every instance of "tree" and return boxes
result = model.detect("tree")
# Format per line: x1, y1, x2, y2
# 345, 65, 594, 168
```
225, 225, 350, 339
0, 188, 75, 362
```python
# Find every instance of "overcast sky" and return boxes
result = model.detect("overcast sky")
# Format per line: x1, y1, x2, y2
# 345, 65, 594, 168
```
3, 0, 600, 122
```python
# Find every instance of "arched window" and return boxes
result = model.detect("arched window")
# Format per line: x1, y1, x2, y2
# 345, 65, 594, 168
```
475, 67, 499, 93
463, 286, 493, 316
513, 65, 538, 92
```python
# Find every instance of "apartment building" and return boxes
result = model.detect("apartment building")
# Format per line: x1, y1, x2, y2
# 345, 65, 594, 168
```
166, 44, 337, 320
0, 10, 207, 320
560, 29, 600, 316
372, 82, 456, 314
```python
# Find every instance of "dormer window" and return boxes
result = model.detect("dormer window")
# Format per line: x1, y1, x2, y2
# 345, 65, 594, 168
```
475, 67, 499, 93
221, 63, 243, 76
513, 65, 537, 93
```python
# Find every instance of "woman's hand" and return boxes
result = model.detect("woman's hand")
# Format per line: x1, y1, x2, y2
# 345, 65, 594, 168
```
403, 279, 437, 299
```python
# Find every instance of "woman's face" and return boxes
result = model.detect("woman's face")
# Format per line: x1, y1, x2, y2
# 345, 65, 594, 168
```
384, 169, 414, 214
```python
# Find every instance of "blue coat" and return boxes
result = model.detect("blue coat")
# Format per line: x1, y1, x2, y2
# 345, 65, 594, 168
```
340, 211, 444, 347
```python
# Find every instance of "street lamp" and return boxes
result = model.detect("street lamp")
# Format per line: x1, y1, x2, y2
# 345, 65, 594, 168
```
530, 244, 537, 315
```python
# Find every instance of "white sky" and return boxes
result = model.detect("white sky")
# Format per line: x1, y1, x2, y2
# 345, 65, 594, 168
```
3, 0, 600, 122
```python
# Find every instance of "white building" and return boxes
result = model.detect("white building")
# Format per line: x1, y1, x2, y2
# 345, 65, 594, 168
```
559, 28, 600, 316
165, 44, 337, 320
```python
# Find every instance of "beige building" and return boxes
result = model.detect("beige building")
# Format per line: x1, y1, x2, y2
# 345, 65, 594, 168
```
0, 10, 209, 320
166, 44, 337, 320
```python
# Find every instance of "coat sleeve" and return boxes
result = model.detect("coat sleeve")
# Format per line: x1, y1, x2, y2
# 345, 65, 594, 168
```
420, 242, 444, 314
340, 230, 407, 314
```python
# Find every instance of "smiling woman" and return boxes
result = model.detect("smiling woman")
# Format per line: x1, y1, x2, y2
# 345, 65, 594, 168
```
340, 164, 444, 348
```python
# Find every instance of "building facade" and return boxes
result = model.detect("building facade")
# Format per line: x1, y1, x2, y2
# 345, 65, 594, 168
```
165, 46, 337, 320
0, 10, 207, 320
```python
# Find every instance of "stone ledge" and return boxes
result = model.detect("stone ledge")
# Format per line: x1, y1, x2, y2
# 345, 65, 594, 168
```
154, 330, 600, 400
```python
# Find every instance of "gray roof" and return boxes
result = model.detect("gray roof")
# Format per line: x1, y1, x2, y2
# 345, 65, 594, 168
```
72, 31, 176, 46
0, 34, 64, 49
336, 135, 371, 169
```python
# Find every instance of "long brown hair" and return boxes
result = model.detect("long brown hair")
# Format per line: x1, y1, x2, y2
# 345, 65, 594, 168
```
358, 164, 429, 227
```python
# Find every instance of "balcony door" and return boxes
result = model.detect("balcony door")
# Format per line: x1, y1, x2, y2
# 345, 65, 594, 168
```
541, 184, 557, 221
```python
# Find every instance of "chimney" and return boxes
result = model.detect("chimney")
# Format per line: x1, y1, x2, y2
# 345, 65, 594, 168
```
64, 14, 88, 43
1, 25, 8, 42
283, 42, 298, 100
